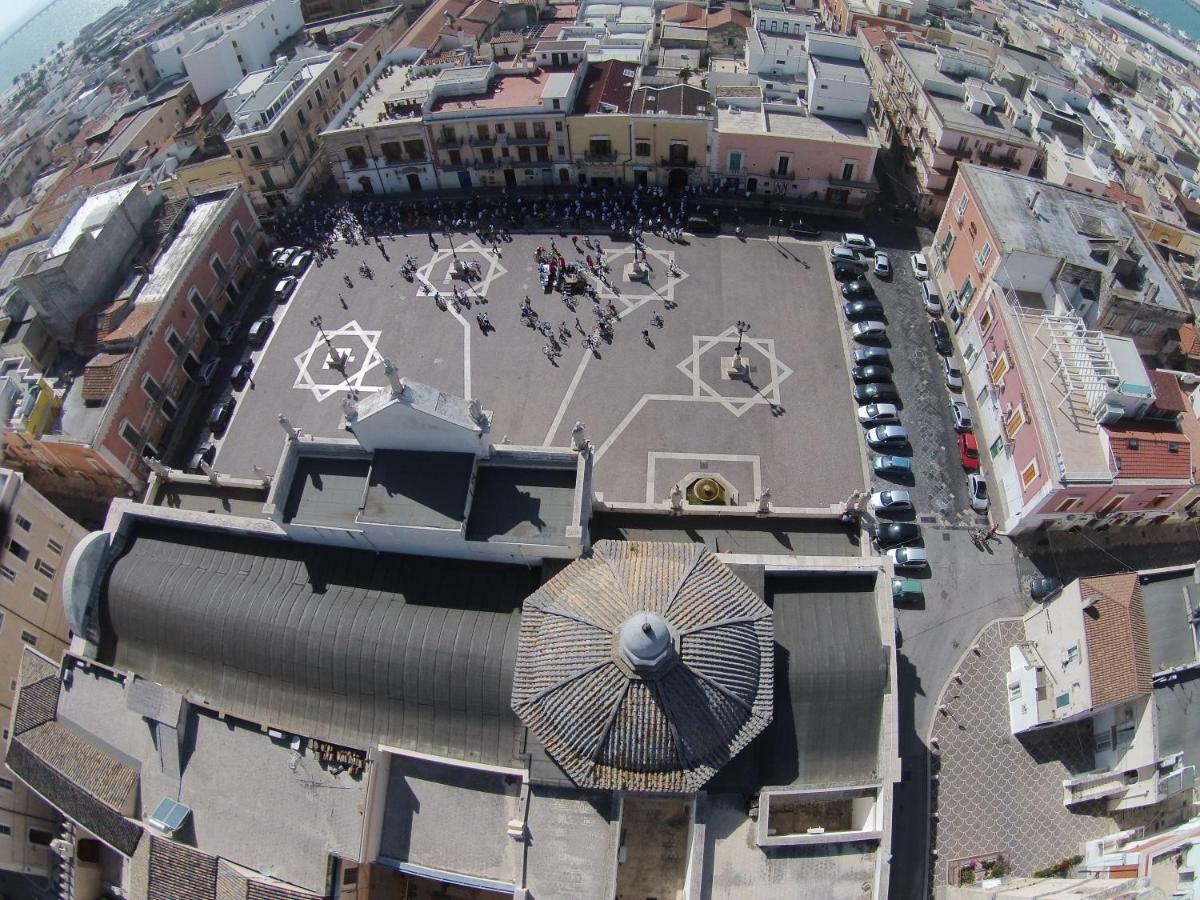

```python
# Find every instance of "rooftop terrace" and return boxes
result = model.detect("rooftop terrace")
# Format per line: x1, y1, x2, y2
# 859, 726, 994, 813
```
430, 68, 557, 113
342, 64, 437, 128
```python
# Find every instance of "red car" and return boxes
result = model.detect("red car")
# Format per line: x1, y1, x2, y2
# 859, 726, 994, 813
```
959, 433, 980, 471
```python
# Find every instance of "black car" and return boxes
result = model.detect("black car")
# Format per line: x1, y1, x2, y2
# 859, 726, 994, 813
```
874, 522, 921, 549
686, 215, 718, 233
1029, 577, 1063, 601
851, 364, 893, 384
853, 346, 891, 366
833, 263, 863, 282
230, 358, 255, 389
853, 382, 900, 403
188, 441, 216, 473
247, 316, 275, 348
841, 278, 875, 298
787, 220, 821, 238
930, 318, 952, 355
842, 299, 885, 320
208, 397, 236, 436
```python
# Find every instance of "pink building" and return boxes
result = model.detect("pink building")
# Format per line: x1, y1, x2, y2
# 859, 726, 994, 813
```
932, 166, 1194, 534
713, 103, 879, 206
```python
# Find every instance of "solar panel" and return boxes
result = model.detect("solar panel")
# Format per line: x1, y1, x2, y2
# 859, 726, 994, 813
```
148, 797, 192, 834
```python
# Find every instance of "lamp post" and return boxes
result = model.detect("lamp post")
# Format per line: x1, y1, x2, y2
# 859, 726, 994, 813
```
310, 315, 335, 358
735, 319, 751, 358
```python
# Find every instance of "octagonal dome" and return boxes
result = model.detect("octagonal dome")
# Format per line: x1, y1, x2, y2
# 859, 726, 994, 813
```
511, 540, 774, 792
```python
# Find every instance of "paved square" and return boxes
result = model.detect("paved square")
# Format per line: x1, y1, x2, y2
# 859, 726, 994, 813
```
214, 232, 864, 508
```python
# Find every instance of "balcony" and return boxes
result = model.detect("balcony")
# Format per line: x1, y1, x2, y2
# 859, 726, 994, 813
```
661, 157, 697, 168
472, 159, 503, 171
1063, 770, 1127, 807
439, 158, 469, 171
583, 150, 618, 163
469, 135, 495, 148
769, 169, 795, 181
828, 176, 877, 191
435, 135, 462, 149
506, 134, 549, 146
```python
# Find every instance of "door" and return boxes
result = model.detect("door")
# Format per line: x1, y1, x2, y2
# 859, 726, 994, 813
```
457, 170, 472, 189
667, 168, 688, 192
558, 168, 570, 185
357, 176, 374, 194
634, 169, 648, 186
504, 168, 517, 188
407, 173, 422, 191
746, 177, 757, 193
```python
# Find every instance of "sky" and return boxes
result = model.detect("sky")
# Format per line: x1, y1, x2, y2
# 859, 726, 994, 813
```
0, 0, 55, 40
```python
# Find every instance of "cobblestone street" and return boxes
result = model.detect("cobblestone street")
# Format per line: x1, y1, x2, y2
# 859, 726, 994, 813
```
929, 619, 1118, 886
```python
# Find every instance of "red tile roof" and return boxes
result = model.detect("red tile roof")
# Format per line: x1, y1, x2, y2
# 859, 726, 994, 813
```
663, 2, 704, 23
1148, 370, 1188, 413
399, 0, 473, 50
1177, 323, 1200, 361
574, 59, 637, 115
1105, 422, 1191, 480
1080, 573, 1152, 708
81, 352, 130, 402
706, 8, 750, 28
102, 303, 160, 347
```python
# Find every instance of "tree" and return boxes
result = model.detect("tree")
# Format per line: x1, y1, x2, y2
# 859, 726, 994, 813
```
678, 66, 693, 82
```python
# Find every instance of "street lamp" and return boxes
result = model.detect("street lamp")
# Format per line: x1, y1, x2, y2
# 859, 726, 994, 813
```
735, 319, 751, 358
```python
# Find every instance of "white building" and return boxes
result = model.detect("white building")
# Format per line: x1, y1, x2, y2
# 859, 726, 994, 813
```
806, 33, 870, 120
151, 0, 305, 104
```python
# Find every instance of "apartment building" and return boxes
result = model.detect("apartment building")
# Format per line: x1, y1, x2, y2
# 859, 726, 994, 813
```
424, 62, 583, 191
1006, 570, 1196, 811
1, 189, 262, 514
935, 166, 1195, 534
863, 37, 1039, 218
0, 469, 85, 879
628, 84, 712, 191
567, 60, 637, 187
149, 0, 306, 104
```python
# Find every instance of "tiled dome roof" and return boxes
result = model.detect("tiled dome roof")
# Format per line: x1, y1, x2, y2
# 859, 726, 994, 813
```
512, 540, 773, 792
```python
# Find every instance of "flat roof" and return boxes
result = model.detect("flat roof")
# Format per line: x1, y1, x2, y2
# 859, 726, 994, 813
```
152, 482, 269, 518
361, 449, 473, 528
281, 454, 370, 527
717, 106, 876, 146
591, 511, 861, 557
465, 464, 577, 545
343, 64, 434, 127
1141, 569, 1199, 673
524, 786, 618, 899
50, 180, 139, 257
430, 69, 555, 113
1155, 674, 1200, 778
136, 193, 232, 308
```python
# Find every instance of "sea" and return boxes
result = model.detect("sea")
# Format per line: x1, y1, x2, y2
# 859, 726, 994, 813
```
1125, 0, 1200, 41
0, 0, 127, 90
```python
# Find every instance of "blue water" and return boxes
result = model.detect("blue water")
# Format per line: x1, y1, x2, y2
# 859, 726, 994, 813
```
0, 0, 127, 89
1124, 0, 1200, 41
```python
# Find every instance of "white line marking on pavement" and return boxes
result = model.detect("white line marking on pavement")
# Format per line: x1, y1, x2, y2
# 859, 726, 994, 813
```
543, 348, 591, 446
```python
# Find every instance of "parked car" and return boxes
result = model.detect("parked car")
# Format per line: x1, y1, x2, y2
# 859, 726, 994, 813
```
866, 424, 908, 449
872, 455, 913, 477
208, 397, 236, 436
853, 346, 891, 366
921, 280, 943, 315
247, 316, 275, 348
958, 432, 980, 471
1030, 577, 1063, 601
188, 441, 216, 473
910, 253, 929, 279
854, 382, 900, 404
271, 246, 297, 269
830, 245, 869, 267
888, 546, 929, 570
858, 403, 900, 426
869, 489, 914, 514
874, 522, 921, 548
968, 473, 989, 512
218, 323, 239, 345
874, 251, 892, 278
842, 233, 876, 253
943, 358, 963, 390
950, 399, 973, 432
930, 318, 952, 355
843, 299, 884, 320
892, 577, 924, 604
230, 358, 255, 389
851, 365, 893, 384
686, 215, 718, 233
289, 250, 314, 273
841, 278, 876, 299
787, 220, 821, 238
196, 357, 219, 386
834, 263, 864, 281
273, 276, 297, 303
851, 320, 887, 341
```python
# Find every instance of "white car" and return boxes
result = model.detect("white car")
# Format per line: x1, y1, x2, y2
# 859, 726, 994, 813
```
842, 233, 876, 253
874, 251, 891, 277
271, 246, 297, 268
857, 403, 900, 426
888, 547, 929, 570
950, 399, 973, 432
273, 276, 297, 303
851, 320, 887, 341
869, 489, 914, 514
910, 253, 929, 279
943, 358, 963, 390
289, 250, 314, 273
921, 280, 943, 315
968, 474, 989, 512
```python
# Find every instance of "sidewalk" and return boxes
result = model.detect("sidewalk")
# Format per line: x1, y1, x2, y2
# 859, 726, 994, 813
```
1015, 520, 1200, 583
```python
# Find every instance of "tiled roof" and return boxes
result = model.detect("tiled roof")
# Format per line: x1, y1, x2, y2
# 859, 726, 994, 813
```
1081, 573, 1152, 708
1177, 323, 1200, 361
464, 0, 502, 23
102, 302, 161, 346
630, 84, 711, 116
574, 59, 637, 114
1105, 422, 1191, 480
512, 540, 774, 793
706, 8, 750, 28
147, 838, 218, 900
663, 2, 704, 22
399, 0, 473, 49
17, 721, 139, 810
82, 352, 131, 402
1148, 370, 1188, 413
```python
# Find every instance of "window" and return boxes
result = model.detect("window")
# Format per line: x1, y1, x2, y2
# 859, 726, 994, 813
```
381, 142, 402, 164
635, 140, 651, 157
161, 397, 177, 421
1020, 459, 1039, 488
727, 150, 742, 173
121, 422, 142, 450
955, 192, 969, 220
976, 241, 991, 269
1094, 729, 1111, 752
343, 868, 359, 886
1055, 692, 1070, 709
989, 349, 1011, 384
8, 540, 29, 562
250, 145, 262, 161
262, 170, 276, 191
280, 130, 290, 147
1005, 402, 1027, 439
555, 121, 563, 132
210, 255, 227, 281
968, 222, 978, 240
188, 287, 205, 315
14, 514, 31, 532
166, 327, 186, 356
0, 610, 4, 631
0, 565, 14, 583
0, 825, 10, 837
34, 559, 55, 579
979, 305, 994, 334
28, 829, 52, 847
841, 162, 855, 181
1097, 495, 1126, 517
0, 778, 11, 791
775, 155, 791, 176
345, 146, 367, 169
32, 586, 48, 603
552, 98, 560, 110
1065, 644, 1080, 665
959, 276, 975, 308
142, 374, 162, 404
232, 222, 247, 248
20, 631, 36, 646
297, 109, 306, 127
1055, 496, 1081, 512
938, 230, 956, 258
1149, 493, 1172, 508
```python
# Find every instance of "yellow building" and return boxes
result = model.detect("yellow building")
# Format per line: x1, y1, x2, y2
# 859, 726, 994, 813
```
629, 83, 713, 190
568, 60, 637, 187
159, 154, 247, 201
